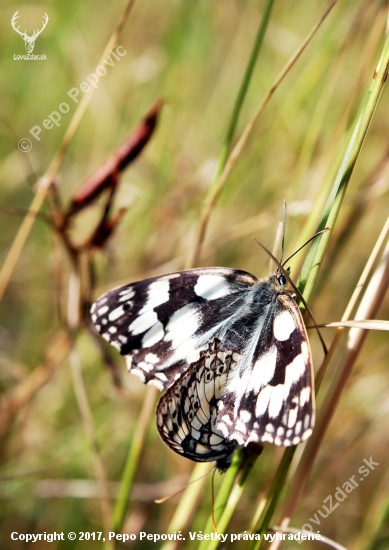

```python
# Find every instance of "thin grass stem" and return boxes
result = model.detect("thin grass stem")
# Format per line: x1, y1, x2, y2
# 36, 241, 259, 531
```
0, 0, 137, 303
112, 386, 158, 532
197, 450, 245, 550
186, 0, 275, 269
298, 24, 389, 304
200, 457, 256, 550
167, 2, 274, 539
160, 463, 211, 550
213, 0, 275, 185
270, 224, 389, 550
249, 26, 389, 542
69, 348, 113, 548
187, 0, 338, 268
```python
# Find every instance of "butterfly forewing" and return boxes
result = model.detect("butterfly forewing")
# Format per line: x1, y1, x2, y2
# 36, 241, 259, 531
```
91, 268, 257, 390
217, 292, 314, 446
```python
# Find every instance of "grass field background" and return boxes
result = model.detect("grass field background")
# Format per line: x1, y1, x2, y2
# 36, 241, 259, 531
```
1, 1, 389, 549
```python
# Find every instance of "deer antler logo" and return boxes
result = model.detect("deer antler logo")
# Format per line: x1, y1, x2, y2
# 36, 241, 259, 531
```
11, 11, 49, 54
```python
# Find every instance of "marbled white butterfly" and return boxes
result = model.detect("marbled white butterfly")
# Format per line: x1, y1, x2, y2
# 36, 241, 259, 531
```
91, 262, 315, 470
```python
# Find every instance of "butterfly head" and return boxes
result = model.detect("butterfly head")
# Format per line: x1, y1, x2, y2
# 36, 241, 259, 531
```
271, 266, 291, 291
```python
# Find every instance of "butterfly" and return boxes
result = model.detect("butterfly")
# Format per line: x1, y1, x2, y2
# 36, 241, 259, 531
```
91, 262, 315, 470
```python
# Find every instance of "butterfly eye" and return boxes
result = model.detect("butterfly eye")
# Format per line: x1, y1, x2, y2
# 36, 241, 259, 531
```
277, 273, 287, 286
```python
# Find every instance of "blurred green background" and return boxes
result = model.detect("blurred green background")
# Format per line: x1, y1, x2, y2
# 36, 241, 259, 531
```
0, 0, 388, 548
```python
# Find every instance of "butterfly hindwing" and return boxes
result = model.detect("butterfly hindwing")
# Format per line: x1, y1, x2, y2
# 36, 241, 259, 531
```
156, 339, 239, 470
90, 268, 257, 390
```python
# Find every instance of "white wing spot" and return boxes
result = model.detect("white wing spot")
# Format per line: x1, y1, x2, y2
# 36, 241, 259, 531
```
118, 335, 128, 344
137, 361, 153, 373
273, 310, 296, 341
221, 415, 232, 425
194, 275, 231, 300
166, 305, 200, 349
119, 288, 135, 300
145, 352, 159, 364
300, 387, 311, 406
98, 305, 109, 316
108, 306, 125, 322
265, 423, 275, 433
304, 414, 311, 430
247, 432, 259, 443
255, 386, 272, 417
301, 341, 310, 362
149, 379, 164, 390
284, 354, 305, 394
235, 419, 247, 434
268, 385, 284, 418
142, 321, 164, 347
130, 310, 158, 335
287, 405, 298, 428
108, 326, 117, 334
248, 346, 277, 395
144, 279, 170, 310
239, 410, 252, 423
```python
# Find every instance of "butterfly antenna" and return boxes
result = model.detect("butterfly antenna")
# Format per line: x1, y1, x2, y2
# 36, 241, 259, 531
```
154, 467, 214, 504
255, 239, 328, 355
279, 200, 287, 266
211, 468, 219, 533
281, 228, 330, 268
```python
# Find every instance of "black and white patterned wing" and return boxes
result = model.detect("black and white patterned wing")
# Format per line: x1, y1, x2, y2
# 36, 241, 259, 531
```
156, 339, 239, 471
217, 292, 315, 447
90, 268, 257, 390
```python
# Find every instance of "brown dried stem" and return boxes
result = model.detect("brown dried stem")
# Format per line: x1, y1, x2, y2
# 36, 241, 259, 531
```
0, 0, 137, 302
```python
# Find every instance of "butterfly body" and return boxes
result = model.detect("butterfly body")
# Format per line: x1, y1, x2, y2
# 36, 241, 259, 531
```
91, 267, 315, 468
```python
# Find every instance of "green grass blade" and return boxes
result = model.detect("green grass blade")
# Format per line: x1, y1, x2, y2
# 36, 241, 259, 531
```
168, 3, 275, 539
197, 450, 245, 550
298, 30, 389, 303
187, 0, 275, 268
111, 387, 157, 532
249, 29, 389, 546
212, 0, 275, 189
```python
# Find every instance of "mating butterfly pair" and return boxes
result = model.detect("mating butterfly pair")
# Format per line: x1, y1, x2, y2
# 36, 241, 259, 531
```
91, 262, 315, 471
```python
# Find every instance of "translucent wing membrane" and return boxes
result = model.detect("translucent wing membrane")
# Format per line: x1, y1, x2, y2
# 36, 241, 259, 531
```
157, 340, 238, 471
